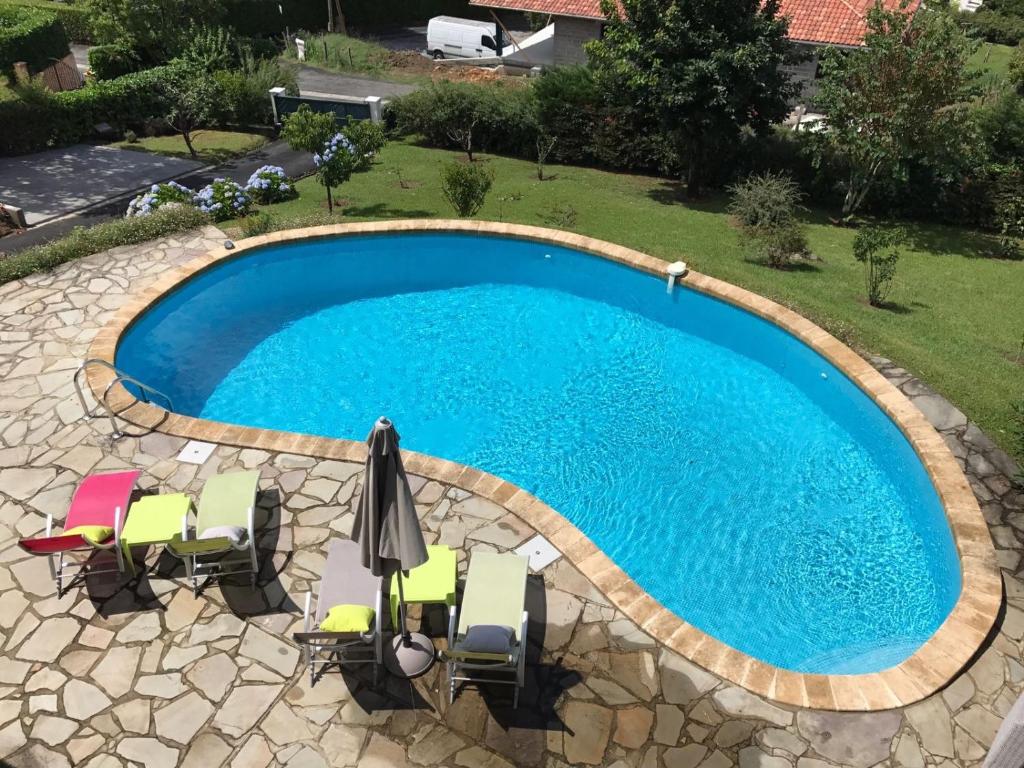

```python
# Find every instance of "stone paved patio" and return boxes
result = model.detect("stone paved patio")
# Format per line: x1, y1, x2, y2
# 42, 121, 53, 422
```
0, 227, 1022, 768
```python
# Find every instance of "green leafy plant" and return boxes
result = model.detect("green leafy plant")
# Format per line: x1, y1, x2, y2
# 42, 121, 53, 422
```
240, 210, 275, 237
341, 116, 387, 171
213, 53, 297, 126
729, 172, 809, 268
853, 227, 903, 307
281, 104, 336, 153
587, 0, 797, 197
814, 5, 980, 218
125, 181, 194, 217
313, 132, 359, 213
178, 24, 237, 71
87, 0, 226, 65
88, 42, 141, 79
0, 5, 69, 79
440, 161, 494, 217
539, 202, 578, 230
161, 60, 222, 158
194, 178, 252, 220
0, 206, 208, 285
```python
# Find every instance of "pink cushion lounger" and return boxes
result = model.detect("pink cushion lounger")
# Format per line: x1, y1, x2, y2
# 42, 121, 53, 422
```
18, 469, 141, 595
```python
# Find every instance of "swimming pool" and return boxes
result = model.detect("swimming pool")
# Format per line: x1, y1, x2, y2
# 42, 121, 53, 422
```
115, 230, 962, 674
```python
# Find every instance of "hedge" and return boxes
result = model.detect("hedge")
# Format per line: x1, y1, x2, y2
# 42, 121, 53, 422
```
88, 43, 141, 80
0, 65, 175, 155
0, 0, 91, 42
0, 5, 69, 76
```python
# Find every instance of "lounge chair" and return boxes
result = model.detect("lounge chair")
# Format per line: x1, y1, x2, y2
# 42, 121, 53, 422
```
17, 470, 141, 596
445, 551, 529, 708
17, 468, 141, 593
293, 537, 384, 685
985, 691, 1024, 768
169, 470, 260, 594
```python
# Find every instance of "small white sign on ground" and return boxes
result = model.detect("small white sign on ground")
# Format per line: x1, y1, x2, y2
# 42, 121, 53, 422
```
514, 534, 561, 572
177, 440, 216, 465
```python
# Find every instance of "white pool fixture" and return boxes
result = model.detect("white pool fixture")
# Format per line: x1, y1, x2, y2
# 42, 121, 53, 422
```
666, 261, 688, 293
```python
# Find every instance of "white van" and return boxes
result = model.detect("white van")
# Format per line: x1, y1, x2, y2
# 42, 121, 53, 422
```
426, 16, 500, 60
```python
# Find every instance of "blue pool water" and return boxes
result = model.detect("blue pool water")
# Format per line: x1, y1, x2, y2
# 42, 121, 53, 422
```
117, 232, 961, 673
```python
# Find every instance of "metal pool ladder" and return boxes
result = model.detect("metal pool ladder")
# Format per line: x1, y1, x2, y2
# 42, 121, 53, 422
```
73, 359, 174, 439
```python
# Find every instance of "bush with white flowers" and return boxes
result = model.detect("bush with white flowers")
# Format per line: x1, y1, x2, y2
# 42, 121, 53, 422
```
194, 178, 252, 221
313, 133, 358, 213
245, 165, 292, 204
126, 181, 194, 218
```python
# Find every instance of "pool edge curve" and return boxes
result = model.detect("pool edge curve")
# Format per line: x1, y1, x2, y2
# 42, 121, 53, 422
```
87, 219, 1002, 712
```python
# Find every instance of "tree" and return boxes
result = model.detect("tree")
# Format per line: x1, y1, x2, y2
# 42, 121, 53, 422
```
813, 4, 979, 218
586, 0, 797, 197
313, 133, 359, 213
87, 0, 226, 64
162, 62, 221, 159
853, 227, 903, 307
280, 104, 337, 154
440, 161, 494, 216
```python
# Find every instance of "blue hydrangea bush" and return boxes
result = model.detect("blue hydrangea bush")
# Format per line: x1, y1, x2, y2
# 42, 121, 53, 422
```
194, 178, 252, 221
125, 181, 194, 218
245, 165, 292, 204
313, 133, 359, 213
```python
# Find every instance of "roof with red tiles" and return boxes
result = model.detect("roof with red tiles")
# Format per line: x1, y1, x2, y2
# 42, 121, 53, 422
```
469, 0, 912, 46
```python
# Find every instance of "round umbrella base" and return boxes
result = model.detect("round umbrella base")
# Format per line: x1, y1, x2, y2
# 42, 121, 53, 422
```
383, 633, 436, 678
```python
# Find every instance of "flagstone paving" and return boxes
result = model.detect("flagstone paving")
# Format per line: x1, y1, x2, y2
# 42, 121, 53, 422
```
0, 227, 1022, 767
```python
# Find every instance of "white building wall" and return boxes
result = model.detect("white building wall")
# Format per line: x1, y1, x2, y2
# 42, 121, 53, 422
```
552, 17, 602, 66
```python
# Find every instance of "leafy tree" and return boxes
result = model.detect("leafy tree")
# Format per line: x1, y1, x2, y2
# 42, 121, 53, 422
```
814, 5, 979, 218
87, 0, 226, 64
853, 227, 903, 307
162, 62, 221, 158
313, 133, 359, 213
280, 104, 337, 154
586, 0, 797, 197
1010, 44, 1024, 93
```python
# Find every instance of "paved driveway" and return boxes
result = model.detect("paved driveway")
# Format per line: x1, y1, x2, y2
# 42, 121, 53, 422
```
0, 144, 203, 225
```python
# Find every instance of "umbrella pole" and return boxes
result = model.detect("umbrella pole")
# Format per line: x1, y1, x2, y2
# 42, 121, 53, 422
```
396, 569, 411, 646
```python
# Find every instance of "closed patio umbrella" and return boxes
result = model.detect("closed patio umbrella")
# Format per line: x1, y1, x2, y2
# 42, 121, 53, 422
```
352, 417, 433, 678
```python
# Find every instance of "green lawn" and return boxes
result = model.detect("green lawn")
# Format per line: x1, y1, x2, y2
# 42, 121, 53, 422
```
112, 131, 269, 165
282, 33, 431, 85
969, 42, 1017, 81
236, 141, 1024, 461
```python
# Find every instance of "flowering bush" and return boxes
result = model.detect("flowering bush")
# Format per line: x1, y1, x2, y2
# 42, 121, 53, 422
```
313, 133, 359, 213
245, 165, 292, 204
125, 181, 194, 218
194, 178, 252, 221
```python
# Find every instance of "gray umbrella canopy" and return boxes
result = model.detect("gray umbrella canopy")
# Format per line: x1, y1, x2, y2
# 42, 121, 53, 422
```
352, 417, 428, 578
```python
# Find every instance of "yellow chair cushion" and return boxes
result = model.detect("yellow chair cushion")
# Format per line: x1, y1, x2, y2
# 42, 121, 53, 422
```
320, 604, 374, 633
63, 525, 114, 546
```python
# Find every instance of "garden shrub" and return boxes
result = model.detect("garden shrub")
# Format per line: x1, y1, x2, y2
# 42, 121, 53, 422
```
126, 181, 194, 217
245, 165, 292, 203
0, 206, 208, 285
728, 172, 809, 268
390, 81, 536, 160
88, 42, 141, 79
213, 54, 297, 125
313, 132, 359, 213
0, 5, 68, 78
240, 210, 275, 237
194, 178, 252, 220
853, 227, 903, 307
341, 115, 387, 170
0, 0, 92, 42
440, 161, 494, 217
280, 103, 336, 153
961, 0, 1024, 45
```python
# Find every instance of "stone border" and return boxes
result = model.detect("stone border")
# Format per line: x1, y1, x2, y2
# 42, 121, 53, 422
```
86, 219, 1002, 711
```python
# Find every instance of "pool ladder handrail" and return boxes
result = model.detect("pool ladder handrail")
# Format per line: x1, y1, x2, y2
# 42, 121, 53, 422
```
74, 359, 174, 438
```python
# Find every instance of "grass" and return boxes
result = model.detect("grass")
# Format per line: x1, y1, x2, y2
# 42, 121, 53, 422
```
281, 33, 431, 85
230, 140, 1024, 462
112, 131, 269, 165
969, 42, 1017, 82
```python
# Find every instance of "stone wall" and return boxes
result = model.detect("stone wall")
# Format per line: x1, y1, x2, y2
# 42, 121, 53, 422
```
552, 17, 602, 66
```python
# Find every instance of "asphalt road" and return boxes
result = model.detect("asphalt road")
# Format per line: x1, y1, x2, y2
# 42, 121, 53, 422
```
1, 141, 314, 254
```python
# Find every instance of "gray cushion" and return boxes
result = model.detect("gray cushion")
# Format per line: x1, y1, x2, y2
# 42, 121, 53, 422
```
458, 624, 515, 655
199, 525, 247, 547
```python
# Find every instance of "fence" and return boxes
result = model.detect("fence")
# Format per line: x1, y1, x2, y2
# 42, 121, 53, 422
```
269, 88, 383, 127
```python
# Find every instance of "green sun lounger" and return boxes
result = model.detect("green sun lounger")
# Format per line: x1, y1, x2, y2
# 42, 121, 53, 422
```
444, 551, 529, 708
168, 470, 261, 595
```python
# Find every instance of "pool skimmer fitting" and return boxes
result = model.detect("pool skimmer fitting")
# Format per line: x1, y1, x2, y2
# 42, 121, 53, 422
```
666, 261, 688, 293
